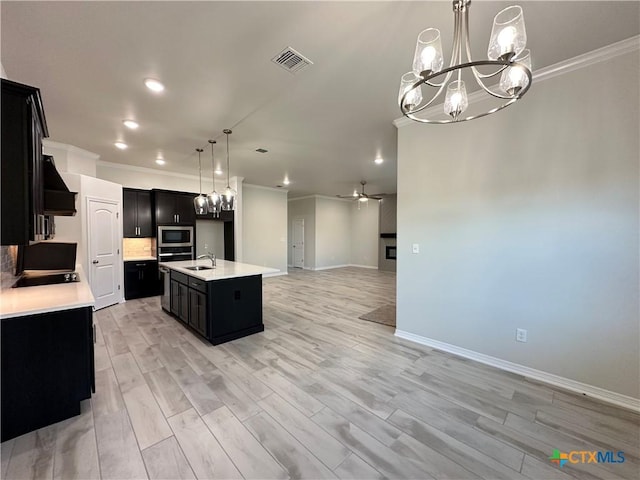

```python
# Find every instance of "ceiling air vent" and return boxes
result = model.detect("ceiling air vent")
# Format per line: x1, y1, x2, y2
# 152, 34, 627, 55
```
271, 47, 313, 74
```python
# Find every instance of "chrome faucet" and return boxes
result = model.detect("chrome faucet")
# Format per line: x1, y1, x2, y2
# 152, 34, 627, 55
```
197, 252, 216, 267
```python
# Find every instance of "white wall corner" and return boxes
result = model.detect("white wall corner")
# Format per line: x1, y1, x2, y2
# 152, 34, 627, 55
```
394, 330, 640, 413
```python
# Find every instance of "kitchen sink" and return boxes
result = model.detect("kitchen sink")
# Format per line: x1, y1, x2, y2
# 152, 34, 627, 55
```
185, 266, 213, 271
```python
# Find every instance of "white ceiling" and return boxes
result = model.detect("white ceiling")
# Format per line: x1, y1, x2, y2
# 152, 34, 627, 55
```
2, 1, 638, 198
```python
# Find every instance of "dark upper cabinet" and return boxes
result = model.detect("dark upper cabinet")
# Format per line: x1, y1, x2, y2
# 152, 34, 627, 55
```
1, 79, 49, 245
123, 188, 152, 237
154, 191, 196, 225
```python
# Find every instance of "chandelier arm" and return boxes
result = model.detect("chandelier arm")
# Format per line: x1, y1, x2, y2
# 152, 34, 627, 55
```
401, 60, 531, 119
404, 97, 519, 124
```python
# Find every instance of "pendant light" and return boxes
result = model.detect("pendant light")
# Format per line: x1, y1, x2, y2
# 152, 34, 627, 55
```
398, 1, 532, 124
193, 148, 208, 215
220, 129, 236, 211
206, 139, 221, 217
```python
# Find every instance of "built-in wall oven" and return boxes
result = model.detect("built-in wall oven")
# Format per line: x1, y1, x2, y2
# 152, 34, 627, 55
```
157, 225, 194, 262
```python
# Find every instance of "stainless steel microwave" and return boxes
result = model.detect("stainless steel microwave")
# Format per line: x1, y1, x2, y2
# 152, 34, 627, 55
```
157, 225, 193, 247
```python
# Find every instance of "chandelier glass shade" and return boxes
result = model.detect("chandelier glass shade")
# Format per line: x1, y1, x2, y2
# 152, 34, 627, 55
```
206, 139, 221, 217
193, 148, 208, 215
399, 1, 532, 124
220, 129, 236, 211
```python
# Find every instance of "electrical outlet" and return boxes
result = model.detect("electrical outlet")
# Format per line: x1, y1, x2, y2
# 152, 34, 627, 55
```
412, 243, 420, 254
516, 328, 528, 343
204, 243, 208, 250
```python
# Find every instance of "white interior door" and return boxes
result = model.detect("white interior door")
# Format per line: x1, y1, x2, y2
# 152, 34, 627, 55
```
292, 218, 304, 268
88, 198, 120, 310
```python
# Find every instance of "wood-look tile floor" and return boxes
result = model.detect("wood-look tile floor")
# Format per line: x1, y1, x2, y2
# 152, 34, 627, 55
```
2, 267, 639, 479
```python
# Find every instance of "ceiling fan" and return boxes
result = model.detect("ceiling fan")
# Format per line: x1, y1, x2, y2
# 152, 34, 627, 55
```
337, 181, 385, 202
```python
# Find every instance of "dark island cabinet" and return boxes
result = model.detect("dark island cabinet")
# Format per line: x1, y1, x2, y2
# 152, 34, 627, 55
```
123, 188, 152, 237
170, 276, 189, 323
1, 306, 94, 442
124, 260, 160, 300
154, 191, 196, 225
189, 289, 208, 337
167, 270, 262, 345
1, 79, 49, 245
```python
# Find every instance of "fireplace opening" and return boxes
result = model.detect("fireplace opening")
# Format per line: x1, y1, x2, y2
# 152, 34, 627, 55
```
385, 246, 396, 260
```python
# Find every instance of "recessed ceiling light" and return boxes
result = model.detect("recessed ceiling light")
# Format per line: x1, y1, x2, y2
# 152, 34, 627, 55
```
215, 168, 223, 175
144, 78, 164, 92
283, 178, 290, 185
155, 158, 165, 165
374, 157, 384, 164
123, 119, 139, 129
114, 142, 128, 150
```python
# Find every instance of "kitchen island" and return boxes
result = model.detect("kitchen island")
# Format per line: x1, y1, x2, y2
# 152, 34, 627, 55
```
159, 259, 278, 345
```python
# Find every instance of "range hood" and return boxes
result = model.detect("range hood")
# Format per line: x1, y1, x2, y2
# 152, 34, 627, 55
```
43, 155, 77, 216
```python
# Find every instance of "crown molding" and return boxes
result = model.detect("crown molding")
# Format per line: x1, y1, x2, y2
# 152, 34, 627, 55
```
97, 160, 204, 181
288, 194, 352, 202
43, 139, 100, 160
244, 183, 288, 194
394, 35, 640, 128
97, 160, 244, 186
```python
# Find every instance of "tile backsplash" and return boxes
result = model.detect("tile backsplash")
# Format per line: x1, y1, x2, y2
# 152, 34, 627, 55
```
123, 237, 156, 259
1, 245, 18, 288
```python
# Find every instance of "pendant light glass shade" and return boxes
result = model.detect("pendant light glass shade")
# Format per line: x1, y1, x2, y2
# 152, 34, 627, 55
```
221, 129, 236, 212
193, 148, 208, 215
444, 80, 468, 120
487, 5, 527, 62
499, 49, 531, 96
206, 140, 221, 217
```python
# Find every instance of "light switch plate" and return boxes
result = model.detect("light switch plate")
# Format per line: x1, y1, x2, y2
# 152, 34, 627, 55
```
412, 243, 420, 254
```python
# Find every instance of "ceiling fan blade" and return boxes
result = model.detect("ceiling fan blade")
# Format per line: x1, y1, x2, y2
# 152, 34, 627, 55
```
336, 195, 357, 199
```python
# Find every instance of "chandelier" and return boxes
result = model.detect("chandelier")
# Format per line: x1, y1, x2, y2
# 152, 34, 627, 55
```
399, 1, 532, 124
220, 129, 236, 211
193, 148, 208, 214
206, 139, 221, 217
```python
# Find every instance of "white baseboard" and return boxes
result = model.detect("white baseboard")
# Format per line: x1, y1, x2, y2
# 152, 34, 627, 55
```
313, 264, 379, 271
263, 271, 288, 278
314, 264, 350, 271
394, 329, 640, 413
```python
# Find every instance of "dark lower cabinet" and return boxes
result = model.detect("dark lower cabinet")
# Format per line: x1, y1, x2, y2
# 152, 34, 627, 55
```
170, 278, 189, 323
168, 271, 263, 345
124, 260, 160, 300
1, 306, 94, 442
189, 289, 207, 337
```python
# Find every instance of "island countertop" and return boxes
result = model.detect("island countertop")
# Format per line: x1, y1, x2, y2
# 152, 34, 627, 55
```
159, 259, 279, 281
0, 266, 95, 319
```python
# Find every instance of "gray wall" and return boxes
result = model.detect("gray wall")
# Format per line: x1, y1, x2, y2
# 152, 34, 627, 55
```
396, 51, 639, 399
315, 197, 352, 269
242, 184, 288, 272
350, 199, 379, 268
378, 195, 397, 272
195, 220, 224, 259
288, 197, 316, 269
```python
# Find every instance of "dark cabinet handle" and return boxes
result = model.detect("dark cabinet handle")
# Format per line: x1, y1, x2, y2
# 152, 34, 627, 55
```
92, 260, 99, 264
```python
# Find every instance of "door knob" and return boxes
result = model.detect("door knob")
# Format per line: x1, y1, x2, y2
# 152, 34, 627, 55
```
92, 260, 99, 264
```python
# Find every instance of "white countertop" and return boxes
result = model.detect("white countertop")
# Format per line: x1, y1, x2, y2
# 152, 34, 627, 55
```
160, 259, 278, 281
124, 256, 157, 262
0, 266, 95, 319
